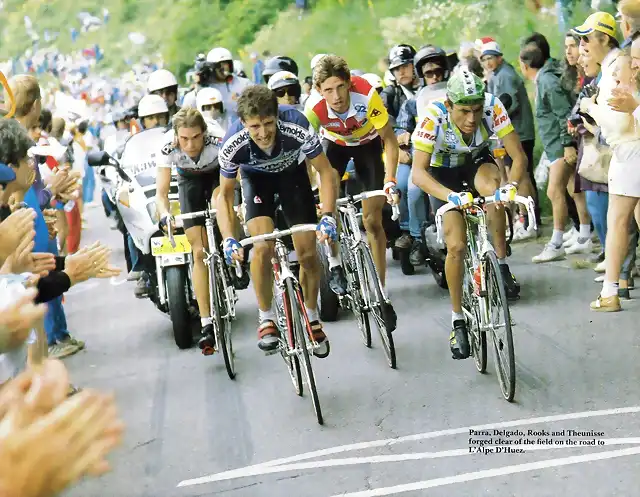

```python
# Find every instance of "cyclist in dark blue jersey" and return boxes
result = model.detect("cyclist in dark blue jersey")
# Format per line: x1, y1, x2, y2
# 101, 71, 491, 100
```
216, 85, 340, 356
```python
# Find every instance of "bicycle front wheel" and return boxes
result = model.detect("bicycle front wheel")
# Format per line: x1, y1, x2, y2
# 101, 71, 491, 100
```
287, 278, 323, 425
485, 250, 515, 401
276, 280, 302, 396
359, 244, 396, 369
342, 240, 371, 348
211, 258, 235, 380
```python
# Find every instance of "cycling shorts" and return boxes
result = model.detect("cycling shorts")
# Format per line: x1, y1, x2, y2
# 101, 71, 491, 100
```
177, 170, 220, 230
323, 136, 385, 192
240, 165, 317, 226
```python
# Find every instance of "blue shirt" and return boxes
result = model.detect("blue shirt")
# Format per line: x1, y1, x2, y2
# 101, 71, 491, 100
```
219, 106, 323, 178
252, 60, 265, 84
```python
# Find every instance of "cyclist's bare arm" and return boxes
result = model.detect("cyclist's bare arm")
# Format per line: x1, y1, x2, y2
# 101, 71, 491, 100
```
155, 166, 172, 217
378, 122, 399, 181
502, 132, 527, 187
216, 175, 237, 240
308, 153, 337, 215
411, 150, 454, 202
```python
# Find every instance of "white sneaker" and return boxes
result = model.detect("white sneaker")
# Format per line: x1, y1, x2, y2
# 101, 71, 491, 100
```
562, 230, 581, 248
565, 237, 593, 255
594, 260, 606, 273
513, 223, 537, 242
594, 275, 604, 283
562, 227, 578, 242
532, 243, 565, 263
127, 270, 142, 281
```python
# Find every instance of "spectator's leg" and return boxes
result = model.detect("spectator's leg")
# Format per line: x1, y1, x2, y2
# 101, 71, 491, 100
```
619, 220, 638, 285
396, 163, 410, 233
65, 203, 81, 254
408, 167, 428, 265
101, 188, 114, 218
586, 190, 608, 248
83, 162, 95, 204
522, 140, 541, 225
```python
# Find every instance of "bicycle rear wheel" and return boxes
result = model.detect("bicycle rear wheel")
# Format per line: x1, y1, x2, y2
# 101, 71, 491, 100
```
212, 258, 235, 380
359, 244, 396, 369
287, 278, 323, 425
276, 281, 302, 396
484, 250, 515, 401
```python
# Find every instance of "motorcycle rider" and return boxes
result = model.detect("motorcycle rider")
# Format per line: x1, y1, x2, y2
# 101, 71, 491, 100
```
147, 69, 181, 120
182, 47, 251, 126
138, 94, 170, 130
196, 87, 227, 131
261, 55, 299, 84
267, 70, 303, 109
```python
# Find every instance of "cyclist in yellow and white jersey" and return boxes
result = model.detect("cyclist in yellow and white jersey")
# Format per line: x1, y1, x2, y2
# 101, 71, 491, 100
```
411, 69, 528, 360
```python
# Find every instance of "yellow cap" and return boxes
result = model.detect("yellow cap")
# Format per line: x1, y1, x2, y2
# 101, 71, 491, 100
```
572, 11, 617, 38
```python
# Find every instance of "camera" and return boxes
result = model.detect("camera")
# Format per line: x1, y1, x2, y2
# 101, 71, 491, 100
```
569, 83, 598, 127
197, 62, 216, 87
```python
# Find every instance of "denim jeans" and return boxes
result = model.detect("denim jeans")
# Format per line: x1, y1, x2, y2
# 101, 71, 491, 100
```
408, 167, 428, 238
396, 163, 411, 232
127, 233, 144, 272
101, 189, 115, 218
44, 238, 70, 345
585, 190, 608, 247
83, 161, 95, 203
620, 223, 639, 281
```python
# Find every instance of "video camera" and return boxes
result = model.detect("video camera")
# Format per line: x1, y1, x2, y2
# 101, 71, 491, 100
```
197, 61, 217, 87
568, 83, 598, 127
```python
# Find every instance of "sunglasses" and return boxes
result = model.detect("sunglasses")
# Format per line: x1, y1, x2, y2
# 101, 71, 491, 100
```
423, 68, 445, 79
274, 85, 301, 99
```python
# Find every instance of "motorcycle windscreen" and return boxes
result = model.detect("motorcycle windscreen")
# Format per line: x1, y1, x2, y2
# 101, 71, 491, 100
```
119, 127, 169, 186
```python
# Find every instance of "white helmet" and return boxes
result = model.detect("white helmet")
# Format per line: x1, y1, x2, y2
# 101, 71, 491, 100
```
207, 47, 233, 64
362, 73, 383, 90
310, 53, 328, 70
233, 60, 245, 74
138, 94, 168, 118
147, 69, 178, 93
267, 70, 299, 91
196, 87, 224, 113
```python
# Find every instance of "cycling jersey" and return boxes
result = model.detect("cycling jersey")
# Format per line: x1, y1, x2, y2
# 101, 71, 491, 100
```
304, 75, 389, 147
219, 105, 323, 178
156, 129, 222, 175
411, 93, 514, 168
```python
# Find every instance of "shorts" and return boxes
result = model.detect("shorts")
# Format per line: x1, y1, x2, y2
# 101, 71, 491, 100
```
427, 150, 498, 213
177, 170, 220, 230
240, 165, 317, 226
323, 137, 385, 192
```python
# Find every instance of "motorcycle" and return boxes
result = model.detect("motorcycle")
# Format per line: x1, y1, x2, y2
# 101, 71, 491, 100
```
87, 127, 198, 349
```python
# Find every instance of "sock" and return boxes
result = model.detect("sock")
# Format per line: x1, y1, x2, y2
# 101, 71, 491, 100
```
201, 316, 213, 327
579, 224, 591, 239
452, 311, 464, 324
328, 254, 341, 269
258, 308, 276, 323
550, 229, 564, 247
498, 257, 507, 265
601, 280, 619, 298
305, 305, 319, 323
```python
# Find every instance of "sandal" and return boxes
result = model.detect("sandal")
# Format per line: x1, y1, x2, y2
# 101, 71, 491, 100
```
310, 320, 330, 359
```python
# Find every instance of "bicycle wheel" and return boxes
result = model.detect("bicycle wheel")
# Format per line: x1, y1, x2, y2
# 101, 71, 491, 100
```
342, 240, 371, 347
212, 257, 235, 380
276, 281, 302, 396
484, 250, 515, 401
359, 244, 396, 369
462, 265, 486, 373
287, 278, 323, 425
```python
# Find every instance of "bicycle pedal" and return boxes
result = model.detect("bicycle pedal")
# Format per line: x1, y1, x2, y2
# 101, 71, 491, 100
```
201, 346, 215, 356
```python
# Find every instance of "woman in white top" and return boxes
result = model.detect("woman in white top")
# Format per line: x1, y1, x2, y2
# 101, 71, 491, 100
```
581, 50, 640, 311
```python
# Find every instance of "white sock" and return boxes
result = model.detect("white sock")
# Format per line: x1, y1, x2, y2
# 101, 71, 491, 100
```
579, 224, 591, 239
201, 316, 213, 327
328, 254, 341, 269
258, 308, 276, 323
550, 229, 564, 247
452, 311, 464, 324
601, 280, 618, 298
498, 257, 507, 265
305, 305, 319, 323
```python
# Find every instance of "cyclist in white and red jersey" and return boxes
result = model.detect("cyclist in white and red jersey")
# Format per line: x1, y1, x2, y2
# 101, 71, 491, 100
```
304, 55, 400, 332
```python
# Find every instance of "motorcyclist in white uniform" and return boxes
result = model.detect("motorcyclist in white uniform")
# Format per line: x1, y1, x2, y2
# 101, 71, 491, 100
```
146, 69, 181, 120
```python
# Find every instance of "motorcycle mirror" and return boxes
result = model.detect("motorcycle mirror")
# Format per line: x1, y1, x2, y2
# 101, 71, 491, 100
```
87, 150, 112, 166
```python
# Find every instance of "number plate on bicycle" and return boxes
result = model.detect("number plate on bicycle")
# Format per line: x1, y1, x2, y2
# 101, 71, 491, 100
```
151, 235, 191, 256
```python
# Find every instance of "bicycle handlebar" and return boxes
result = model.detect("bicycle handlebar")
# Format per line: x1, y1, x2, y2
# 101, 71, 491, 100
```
175, 208, 217, 221
335, 189, 400, 221
239, 224, 318, 248
435, 194, 536, 244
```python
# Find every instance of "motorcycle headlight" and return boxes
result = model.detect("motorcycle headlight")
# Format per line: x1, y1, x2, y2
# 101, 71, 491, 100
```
146, 202, 159, 223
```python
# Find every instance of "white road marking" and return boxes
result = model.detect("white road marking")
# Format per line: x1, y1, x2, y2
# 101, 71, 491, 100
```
176, 406, 640, 488
176, 438, 640, 486
328, 446, 640, 497
110, 276, 129, 286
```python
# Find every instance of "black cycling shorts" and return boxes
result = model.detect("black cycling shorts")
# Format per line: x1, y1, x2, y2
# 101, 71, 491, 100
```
177, 170, 220, 230
323, 136, 385, 192
427, 150, 498, 213
241, 165, 317, 226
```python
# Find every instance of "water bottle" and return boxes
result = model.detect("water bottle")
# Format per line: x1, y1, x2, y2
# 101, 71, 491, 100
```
473, 264, 482, 296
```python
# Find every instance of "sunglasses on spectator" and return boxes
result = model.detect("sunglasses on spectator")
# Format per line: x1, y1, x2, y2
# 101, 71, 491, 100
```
274, 85, 301, 99
423, 68, 444, 79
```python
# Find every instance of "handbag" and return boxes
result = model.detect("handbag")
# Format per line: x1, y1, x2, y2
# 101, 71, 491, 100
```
578, 134, 612, 184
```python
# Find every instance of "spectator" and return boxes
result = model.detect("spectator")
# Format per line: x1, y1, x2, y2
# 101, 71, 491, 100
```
250, 52, 265, 84
519, 36, 592, 263
481, 40, 539, 237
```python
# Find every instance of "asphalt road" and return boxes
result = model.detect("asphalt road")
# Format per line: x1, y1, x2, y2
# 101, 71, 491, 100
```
65, 206, 640, 497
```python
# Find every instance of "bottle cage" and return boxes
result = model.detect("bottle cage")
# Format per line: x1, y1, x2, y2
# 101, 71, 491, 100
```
0, 71, 16, 119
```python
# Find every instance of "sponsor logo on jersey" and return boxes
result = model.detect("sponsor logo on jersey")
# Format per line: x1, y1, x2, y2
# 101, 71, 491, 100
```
221, 130, 249, 159
421, 118, 435, 131
444, 129, 457, 145
324, 121, 342, 128
493, 104, 502, 116
494, 114, 508, 126
354, 104, 367, 114
279, 122, 307, 142
416, 131, 436, 141
370, 108, 382, 118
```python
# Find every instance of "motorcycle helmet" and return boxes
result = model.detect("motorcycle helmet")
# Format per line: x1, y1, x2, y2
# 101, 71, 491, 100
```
350, 69, 365, 77
196, 87, 225, 114
414, 45, 450, 80
267, 70, 300, 90
310, 53, 328, 70
387, 44, 416, 71
361, 73, 384, 92
147, 69, 178, 94
262, 56, 299, 84
207, 47, 234, 75
137, 94, 169, 118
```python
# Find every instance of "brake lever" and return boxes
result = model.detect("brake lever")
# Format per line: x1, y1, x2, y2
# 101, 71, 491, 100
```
167, 217, 176, 248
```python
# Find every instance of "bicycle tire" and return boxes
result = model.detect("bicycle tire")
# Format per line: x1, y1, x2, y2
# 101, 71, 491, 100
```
277, 280, 302, 396
212, 258, 235, 380
359, 244, 396, 369
287, 278, 323, 425
484, 250, 515, 401
462, 263, 486, 374
342, 239, 372, 348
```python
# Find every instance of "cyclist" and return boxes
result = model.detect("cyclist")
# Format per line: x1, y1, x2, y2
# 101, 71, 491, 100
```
155, 107, 234, 354
147, 69, 181, 120
216, 85, 338, 357
182, 47, 251, 125
267, 71, 303, 110
411, 69, 527, 360
137, 94, 170, 130
196, 87, 227, 132
304, 54, 400, 331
